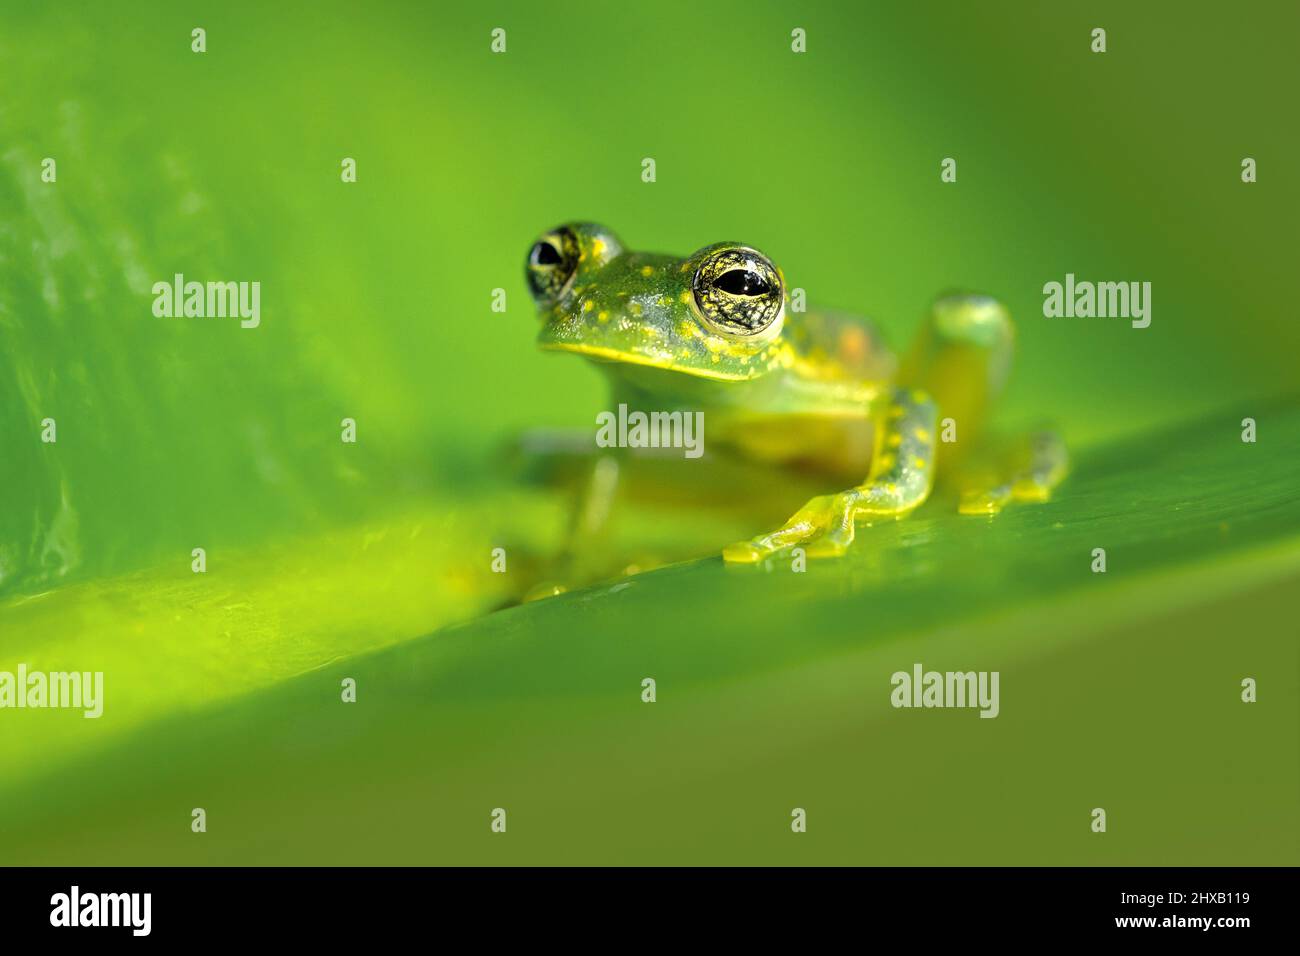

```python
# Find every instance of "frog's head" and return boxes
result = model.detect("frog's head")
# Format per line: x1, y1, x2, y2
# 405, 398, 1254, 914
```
525, 222, 788, 381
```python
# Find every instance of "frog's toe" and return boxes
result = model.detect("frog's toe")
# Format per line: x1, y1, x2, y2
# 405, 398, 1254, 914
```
802, 525, 855, 558
723, 526, 814, 564
957, 430, 1068, 516
958, 486, 1012, 516
802, 493, 860, 556
1010, 477, 1053, 503
723, 492, 860, 563
722, 540, 766, 564
723, 519, 820, 564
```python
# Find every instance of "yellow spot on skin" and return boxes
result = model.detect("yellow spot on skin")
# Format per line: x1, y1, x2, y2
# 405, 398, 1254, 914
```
911, 456, 926, 469
640, 265, 654, 277
679, 291, 692, 304
876, 454, 896, 472
592, 239, 606, 257
911, 389, 928, 404
583, 300, 594, 313
598, 311, 609, 322
630, 302, 643, 316
914, 428, 931, 443
888, 433, 903, 447
839, 328, 867, 364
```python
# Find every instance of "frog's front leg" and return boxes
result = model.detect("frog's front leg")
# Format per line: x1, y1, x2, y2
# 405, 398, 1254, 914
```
723, 387, 938, 562
521, 449, 626, 600
501, 428, 625, 598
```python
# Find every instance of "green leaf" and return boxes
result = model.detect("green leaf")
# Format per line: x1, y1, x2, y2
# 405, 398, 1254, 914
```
3, 402, 1296, 864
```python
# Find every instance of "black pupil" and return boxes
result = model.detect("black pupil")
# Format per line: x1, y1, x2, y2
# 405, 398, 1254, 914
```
533, 241, 562, 266
715, 269, 770, 296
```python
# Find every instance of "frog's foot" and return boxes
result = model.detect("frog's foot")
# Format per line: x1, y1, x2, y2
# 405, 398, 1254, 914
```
724, 386, 938, 564
957, 430, 1069, 515
723, 491, 865, 563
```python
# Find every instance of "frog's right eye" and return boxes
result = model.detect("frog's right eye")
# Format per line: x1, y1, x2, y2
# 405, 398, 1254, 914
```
690, 245, 785, 339
525, 228, 580, 302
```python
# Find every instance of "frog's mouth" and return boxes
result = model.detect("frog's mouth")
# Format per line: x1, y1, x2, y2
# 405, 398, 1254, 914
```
537, 336, 755, 382
535, 301, 774, 382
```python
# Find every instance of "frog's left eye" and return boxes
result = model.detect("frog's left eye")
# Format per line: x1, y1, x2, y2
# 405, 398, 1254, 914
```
525, 228, 580, 302
691, 246, 784, 338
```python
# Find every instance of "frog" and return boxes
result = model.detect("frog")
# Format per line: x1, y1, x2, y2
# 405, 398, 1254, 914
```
522, 221, 1067, 578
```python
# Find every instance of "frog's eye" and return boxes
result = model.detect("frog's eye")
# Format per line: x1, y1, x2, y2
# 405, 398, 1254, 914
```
525, 228, 580, 302
691, 247, 784, 338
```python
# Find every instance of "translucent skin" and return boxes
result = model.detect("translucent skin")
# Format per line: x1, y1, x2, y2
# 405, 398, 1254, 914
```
525, 222, 1067, 565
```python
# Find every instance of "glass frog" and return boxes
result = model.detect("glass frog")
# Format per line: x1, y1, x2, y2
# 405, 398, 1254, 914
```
522, 221, 1066, 583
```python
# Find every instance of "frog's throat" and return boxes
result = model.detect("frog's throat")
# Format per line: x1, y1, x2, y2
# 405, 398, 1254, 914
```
537, 340, 759, 382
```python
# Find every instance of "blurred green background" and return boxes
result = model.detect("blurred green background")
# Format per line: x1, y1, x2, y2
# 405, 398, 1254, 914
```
0, 0, 1296, 864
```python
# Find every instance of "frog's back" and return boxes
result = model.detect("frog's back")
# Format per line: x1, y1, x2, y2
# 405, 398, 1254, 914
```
783, 309, 896, 387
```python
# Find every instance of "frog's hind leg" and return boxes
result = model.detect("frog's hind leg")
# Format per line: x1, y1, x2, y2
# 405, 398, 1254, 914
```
898, 292, 1015, 457
723, 386, 938, 562
898, 292, 1067, 514
956, 430, 1069, 515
